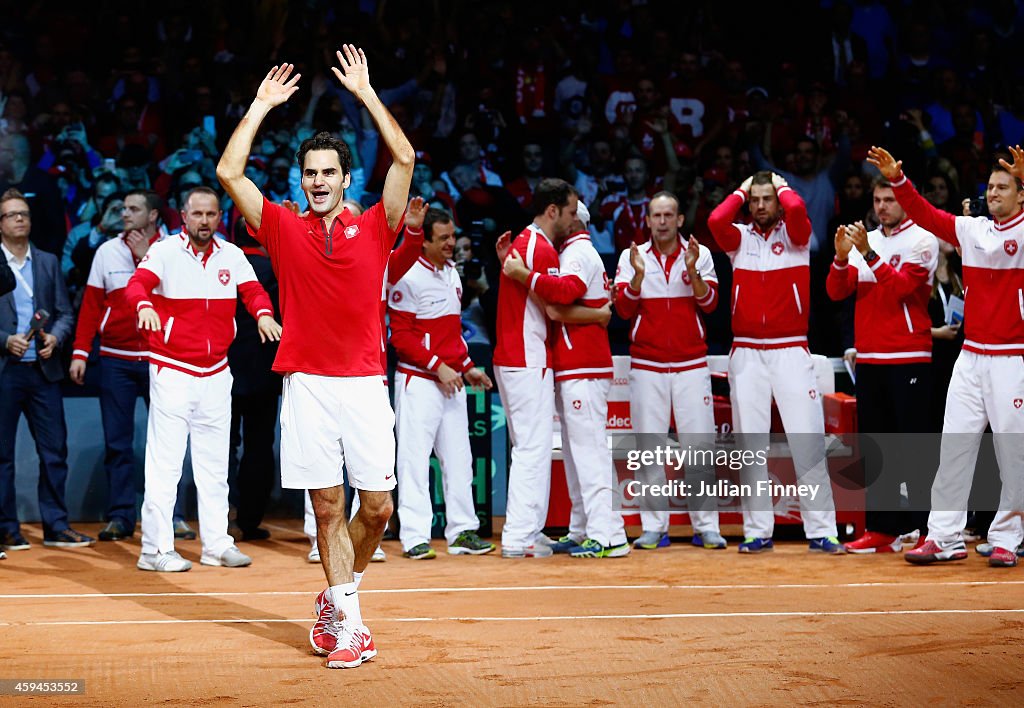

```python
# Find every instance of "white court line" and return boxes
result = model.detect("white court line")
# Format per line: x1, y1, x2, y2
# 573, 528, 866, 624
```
2, 608, 1024, 627
2, 579, 1024, 600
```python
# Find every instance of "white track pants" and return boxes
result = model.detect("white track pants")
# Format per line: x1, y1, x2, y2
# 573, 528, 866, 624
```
496, 366, 554, 548
629, 367, 720, 535
928, 352, 1024, 550
729, 347, 837, 540
395, 375, 479, 549
141, 365, 233, 557
556, 378, 626, 546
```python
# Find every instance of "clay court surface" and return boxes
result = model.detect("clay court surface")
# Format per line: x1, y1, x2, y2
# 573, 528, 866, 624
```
2, 519, 1023, 706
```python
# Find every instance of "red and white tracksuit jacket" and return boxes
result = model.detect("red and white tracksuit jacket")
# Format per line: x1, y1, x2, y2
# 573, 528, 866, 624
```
613, 236, 718, 371
826, 219, 938, 364
494, 224, 560, 368
525, 231, 612, 381
708, 186, 812, 349
389, 256, 474, 378
72, 232, 164, 362
892, 173, 1024, 355
125, 232, 273, 377
379, 226, 424, 376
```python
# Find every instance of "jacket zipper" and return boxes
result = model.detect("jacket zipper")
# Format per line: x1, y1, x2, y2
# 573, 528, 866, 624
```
321, 219, 333, 256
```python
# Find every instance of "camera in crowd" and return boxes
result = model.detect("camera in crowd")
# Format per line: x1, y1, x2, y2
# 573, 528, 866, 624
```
968, 195, 989, 218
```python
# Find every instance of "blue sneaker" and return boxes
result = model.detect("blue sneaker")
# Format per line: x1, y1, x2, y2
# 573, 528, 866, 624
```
808, 536, 845, 554
692, 531, 727, 549
633, 531, 670, 550
551, 535, 583, 554
738, 537, 774, 553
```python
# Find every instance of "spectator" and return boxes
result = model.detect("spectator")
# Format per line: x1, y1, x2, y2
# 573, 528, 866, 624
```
505, 142, 545, 211
64, 192, 125, 305
441, 131, 502, 198
600, 156, 654, 251
0, 187, 93, 551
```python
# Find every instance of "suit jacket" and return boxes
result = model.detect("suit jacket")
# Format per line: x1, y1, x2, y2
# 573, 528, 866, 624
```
0, 261, 14, 297
0, 247, 74, 382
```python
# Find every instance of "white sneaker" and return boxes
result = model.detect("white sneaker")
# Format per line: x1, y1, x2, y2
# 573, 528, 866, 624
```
371, 546, 386, 562
201, 545, 252, 567
138, 551, 192, 572
308, 546, 321, 563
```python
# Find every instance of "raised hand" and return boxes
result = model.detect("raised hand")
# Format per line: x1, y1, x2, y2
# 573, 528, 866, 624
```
739, 175, 753, 194
684, 236, 701, 271
845, 221, 870, 256
332, 44, 370, 95
834, 225, 853, 260
866, 146, 902, 181
405, 196, 427, 231
256, 64, 302, 108
629, 243, 646, 279
770, 173, 789, 190
998, 145, 1024, 185
495, 230, 512, 263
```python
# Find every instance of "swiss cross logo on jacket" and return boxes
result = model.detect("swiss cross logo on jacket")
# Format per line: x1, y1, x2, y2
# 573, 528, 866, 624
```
218, 269, 230, 285
391, 290, 403, 303
1005, 240, 1019, 256
572, 400, 582, 410
771, 242, 784, 255
1015, 398, 1023, 409
703, 395, 711, 406
809, 389, 817, 399
345, 225, 359, 239
889, 254, 901, 268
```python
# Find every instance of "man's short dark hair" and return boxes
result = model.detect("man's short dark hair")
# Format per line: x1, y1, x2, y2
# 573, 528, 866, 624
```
100, 192, 126, 214
183, 185, 220, 209
533, 178, 576, 217
992, 163, 1024, 191
296, 131, 353, 175
0, 188, 27, 205
125, 188, 163, 213
871, 175, 893, 192
423, 208, 453, 242
750, 171, 775, 187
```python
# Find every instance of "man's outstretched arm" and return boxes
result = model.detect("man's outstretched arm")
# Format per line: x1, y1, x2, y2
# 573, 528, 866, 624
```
332, 45, 415, 231
217, 64, 302, 232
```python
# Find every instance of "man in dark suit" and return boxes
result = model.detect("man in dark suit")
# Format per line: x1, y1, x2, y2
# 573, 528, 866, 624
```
0, 188, 94, 551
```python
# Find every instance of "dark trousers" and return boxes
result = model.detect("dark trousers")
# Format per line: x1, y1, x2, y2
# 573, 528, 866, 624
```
0, 362, 71, 535
229, 390, 279, 533
856, 362, 934, 537
99, 357, 149, 528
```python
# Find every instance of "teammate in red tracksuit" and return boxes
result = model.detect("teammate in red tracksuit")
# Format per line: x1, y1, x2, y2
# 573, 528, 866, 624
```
708, 171, 840, 554
826, 178, 938, 554
125, 187, 279, 573
869, 145, 1024, 567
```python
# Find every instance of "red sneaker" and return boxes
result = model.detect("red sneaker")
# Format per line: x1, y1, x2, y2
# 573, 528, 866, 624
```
843, 531, 901, 554
905, 539, 968, 564
912, 534, 927, 550
309, 589, 344, 656
989, 546, 1019, 568
326, 624, 377, 669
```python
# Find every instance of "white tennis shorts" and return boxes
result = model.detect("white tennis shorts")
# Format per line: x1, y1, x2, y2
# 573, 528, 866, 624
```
280, 373, 397, 491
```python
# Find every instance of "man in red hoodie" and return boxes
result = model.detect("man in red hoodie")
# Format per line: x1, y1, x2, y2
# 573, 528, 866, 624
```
708, 171, 841, 554
126, 186, 279, 573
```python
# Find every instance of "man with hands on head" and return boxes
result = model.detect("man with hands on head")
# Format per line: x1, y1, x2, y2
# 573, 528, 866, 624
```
826, 177, 938, 554
504, 200, 629, 558
216, 46, 415, 669
868, 144, 1024, 567
389, 207, 496, 561
613, 191, 724, 551
708, 171, 842, 554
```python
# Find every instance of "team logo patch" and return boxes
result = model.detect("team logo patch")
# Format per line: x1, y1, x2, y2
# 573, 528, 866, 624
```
703, 395, 711, 406
889, 254, 901, 268
809, 389, 817, 400
571, 261, 582, 272
218, 269, 230, 285
1005, 240, 1018, 256
391, 290, 403, 303
345, 224, 359, 239
771, 242, 784, 255
572, 400, 582, 410
1015, 398, 1023, 409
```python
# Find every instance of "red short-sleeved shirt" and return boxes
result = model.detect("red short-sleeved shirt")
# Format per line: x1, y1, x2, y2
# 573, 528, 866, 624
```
255, 198, 399, 376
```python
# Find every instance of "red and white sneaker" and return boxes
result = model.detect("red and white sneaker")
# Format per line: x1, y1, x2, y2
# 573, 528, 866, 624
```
326, 624, 377, 669
844, 531, 902, 554
989, 546, 1019, 568
309, 589, 344, 656
905, 538, 967, 564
